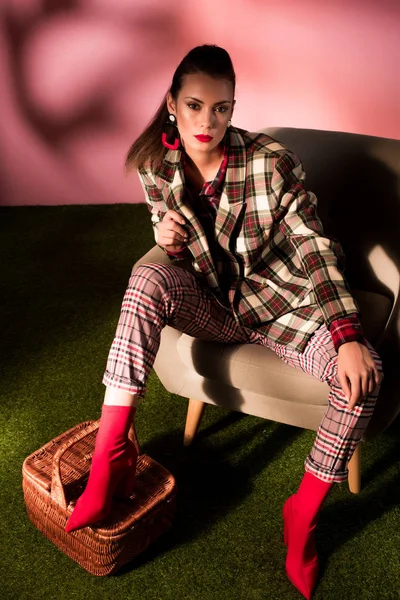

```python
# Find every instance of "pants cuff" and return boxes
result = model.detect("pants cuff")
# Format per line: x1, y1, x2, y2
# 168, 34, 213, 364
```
102, 372, 146, 398
304, 456, 348, 484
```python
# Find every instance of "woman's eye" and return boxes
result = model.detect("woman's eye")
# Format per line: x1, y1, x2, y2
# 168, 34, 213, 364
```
188, 103, 200, 110
215, 106, 228, 113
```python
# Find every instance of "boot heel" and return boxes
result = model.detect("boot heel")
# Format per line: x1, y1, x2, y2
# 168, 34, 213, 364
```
114, 442, 138, 499
114, 468, 136, 499
114, 447, 138, 500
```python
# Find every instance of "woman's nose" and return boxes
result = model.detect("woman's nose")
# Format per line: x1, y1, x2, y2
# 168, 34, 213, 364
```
201, 109, 214, 129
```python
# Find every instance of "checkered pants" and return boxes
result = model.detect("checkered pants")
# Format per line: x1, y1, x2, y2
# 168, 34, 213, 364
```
103, 264, 382, 483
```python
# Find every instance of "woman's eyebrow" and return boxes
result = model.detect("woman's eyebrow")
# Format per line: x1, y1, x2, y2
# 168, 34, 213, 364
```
184, 96, 232, 105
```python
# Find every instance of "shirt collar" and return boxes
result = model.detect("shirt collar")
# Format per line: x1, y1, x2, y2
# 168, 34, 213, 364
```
182, 145, 229, 197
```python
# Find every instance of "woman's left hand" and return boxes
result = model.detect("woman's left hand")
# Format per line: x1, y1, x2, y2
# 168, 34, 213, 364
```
337, 342, 381, 410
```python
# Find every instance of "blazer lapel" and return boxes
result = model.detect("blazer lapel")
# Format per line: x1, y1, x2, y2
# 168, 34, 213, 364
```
155, 148, 221, 294
215, 129, 247, 262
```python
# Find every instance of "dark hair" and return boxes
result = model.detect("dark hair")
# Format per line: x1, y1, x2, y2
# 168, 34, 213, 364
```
125, 44, 236, 172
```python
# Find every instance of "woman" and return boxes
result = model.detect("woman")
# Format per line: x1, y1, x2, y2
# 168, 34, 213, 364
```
65, 45, 382, 599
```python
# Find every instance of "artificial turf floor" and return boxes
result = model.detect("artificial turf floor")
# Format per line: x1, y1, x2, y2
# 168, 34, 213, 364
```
1, 204, 399, 600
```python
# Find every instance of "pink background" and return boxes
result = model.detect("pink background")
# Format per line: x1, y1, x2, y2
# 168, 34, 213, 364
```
1, 0, 399, 206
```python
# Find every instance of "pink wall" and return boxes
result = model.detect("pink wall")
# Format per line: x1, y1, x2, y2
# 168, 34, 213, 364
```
1, 0, 399, 206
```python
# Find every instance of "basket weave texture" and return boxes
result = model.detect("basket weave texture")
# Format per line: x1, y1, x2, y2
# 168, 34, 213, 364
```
22, 420, 177, 576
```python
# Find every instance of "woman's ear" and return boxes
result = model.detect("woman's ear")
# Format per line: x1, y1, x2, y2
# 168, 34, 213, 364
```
166, 92, 176, 116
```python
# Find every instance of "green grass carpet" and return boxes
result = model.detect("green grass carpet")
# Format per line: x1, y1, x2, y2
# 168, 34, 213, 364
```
1, 205, 399, 600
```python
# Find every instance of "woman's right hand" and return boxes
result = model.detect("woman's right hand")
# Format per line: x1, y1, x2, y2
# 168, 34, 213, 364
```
156, 210, 189, 253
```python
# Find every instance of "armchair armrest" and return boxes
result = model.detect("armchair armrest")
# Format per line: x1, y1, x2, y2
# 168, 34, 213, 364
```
132, 245, 172, 274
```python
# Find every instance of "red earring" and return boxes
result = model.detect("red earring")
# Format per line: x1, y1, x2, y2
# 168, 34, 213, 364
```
162, 114, 180, 150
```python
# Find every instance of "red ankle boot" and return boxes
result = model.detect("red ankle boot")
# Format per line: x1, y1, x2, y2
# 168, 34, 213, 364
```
283, 472, 332, 599
65, 404, 137, 533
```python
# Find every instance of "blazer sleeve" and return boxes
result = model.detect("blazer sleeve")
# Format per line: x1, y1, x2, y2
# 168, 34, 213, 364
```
137, 168, 189, 259
137, 168, 167, 246
271, 150, 360, 328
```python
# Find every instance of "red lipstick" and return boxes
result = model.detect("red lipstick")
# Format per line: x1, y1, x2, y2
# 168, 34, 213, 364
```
195, 135, 214, 143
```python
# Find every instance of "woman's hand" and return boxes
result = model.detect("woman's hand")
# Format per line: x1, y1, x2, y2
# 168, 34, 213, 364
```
156, 210, 188, 253
337, 341, 381, 410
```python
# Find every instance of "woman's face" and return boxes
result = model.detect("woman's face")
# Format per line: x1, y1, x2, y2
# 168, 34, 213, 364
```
167, 73, 235, 157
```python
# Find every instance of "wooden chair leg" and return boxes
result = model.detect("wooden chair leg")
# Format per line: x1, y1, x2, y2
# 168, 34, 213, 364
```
347, 444, 361, 494
183, 398, 206, 447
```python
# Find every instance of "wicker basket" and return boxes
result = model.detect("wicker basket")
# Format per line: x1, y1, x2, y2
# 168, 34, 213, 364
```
22, 420, 177, 576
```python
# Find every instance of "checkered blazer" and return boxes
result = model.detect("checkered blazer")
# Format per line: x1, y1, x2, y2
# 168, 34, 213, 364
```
138, 126, 359, 352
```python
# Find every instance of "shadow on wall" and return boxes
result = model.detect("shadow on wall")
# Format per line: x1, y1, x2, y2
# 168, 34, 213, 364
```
1, 0, 181, 206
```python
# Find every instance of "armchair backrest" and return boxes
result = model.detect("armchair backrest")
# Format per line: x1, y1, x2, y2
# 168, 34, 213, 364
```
263, 127, 400, 366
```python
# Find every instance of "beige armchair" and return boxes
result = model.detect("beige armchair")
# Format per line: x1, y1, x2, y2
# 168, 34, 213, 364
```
134, 128, 400, 494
